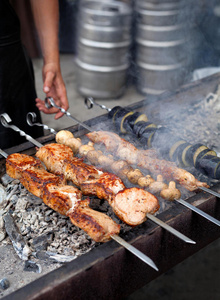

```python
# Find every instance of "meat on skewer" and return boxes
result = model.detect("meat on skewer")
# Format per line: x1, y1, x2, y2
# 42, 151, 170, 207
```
56, 130, 181, 200
86, 131, 209, 192
6, 153, 120, 242
36, 143, 160, 226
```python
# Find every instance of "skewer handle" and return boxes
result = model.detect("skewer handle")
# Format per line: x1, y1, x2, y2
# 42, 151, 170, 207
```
0, 113, 42, 148
84, 97, 111, 112
26, 112, 57, 135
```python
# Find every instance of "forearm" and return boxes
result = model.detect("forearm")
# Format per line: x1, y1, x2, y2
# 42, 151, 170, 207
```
30, 0, 60, 66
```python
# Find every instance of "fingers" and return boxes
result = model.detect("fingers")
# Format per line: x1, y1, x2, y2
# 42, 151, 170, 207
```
43, 71, 55, 93
36, 98, 59, 115
36, 96, 69, 120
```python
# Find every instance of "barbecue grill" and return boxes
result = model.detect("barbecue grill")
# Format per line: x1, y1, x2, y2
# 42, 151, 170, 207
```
0, 72, 220, 300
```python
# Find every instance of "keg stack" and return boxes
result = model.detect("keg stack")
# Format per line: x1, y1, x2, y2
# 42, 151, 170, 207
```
134, 0, 196, 95
75, 1, 132, 99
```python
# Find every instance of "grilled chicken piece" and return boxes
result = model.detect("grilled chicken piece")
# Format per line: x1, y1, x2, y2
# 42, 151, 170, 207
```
137, 152, 209, 191
67, 198, 120, 242
36, 143, 160, 226
6, 153, 120, 243
81, 172, 125, 202
6, 153, 42, 179
20, 168, 64, 198
86, 131, 209, 191
6, 153, 64, 198
42, 183, 82, 215
36, 143, 76, 175
36, 143, 102, 186
112, 188, 159, 226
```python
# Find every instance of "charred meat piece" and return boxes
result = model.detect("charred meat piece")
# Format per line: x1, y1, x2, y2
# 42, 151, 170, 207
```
81, 172, 125, 202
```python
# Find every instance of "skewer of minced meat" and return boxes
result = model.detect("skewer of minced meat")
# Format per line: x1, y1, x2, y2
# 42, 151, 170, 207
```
6, 153, 120, 242
86, 131, 209, 192
56, 130, 181, 201
36, 143, 159, 226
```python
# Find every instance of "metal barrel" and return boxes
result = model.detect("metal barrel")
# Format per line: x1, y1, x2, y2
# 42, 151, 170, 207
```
75, 58, 129, 99
133, 0, 195, 95
75, 1, 132, 99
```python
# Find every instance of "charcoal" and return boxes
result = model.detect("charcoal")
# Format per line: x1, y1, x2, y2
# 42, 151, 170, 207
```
32, 232, 54, 251
0, 278, 10, 290
24, 260, 42, 273
3, 213, 31, 260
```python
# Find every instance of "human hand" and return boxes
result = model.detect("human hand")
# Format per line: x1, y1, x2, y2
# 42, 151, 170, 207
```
35, 62, 69, 119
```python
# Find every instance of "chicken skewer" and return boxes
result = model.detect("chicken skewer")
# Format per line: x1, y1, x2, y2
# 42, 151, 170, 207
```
86, 131, 209, 192
25, 114, 196, 244
43, 98, 204, 192
86, 131, 220, 227
5, 152, 120, 243
0, 148, 158, 270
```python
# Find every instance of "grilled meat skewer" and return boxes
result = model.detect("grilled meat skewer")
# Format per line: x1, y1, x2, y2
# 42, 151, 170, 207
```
36, 143, 160, 226
56, 130, 181, 200
86, 131, 209, 192
6, 153, 120, 242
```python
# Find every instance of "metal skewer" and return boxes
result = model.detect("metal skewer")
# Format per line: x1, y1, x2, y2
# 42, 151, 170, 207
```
45, 97, 93, 132
176, 199, 220, 227
0, 114, 158, 270
25, 112, 196, 244
84, 97, 220, 200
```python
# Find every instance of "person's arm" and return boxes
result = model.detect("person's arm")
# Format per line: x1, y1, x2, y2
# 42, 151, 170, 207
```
30, 0, 69, 119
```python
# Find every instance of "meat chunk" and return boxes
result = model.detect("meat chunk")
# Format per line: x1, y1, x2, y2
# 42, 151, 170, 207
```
81, 172, 125, 202
67, 198, 120, 242
6, 153, 42, 179
42, 183, 82, 215
112, 188, 159, 226
20, 167, 65, 198
36, 143, 75, 175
